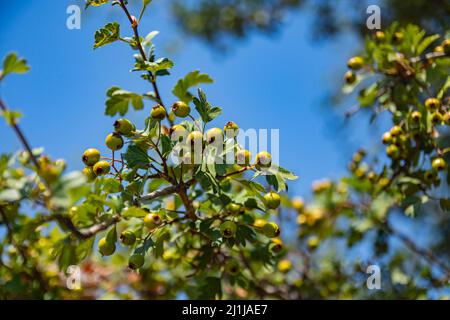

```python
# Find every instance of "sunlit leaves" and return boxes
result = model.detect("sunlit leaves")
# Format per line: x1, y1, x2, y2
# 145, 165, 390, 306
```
0, 53, 30, 81
173, 70, 214, 103
105, 86, 144, 116
94, 22, 120, 49
193, 88, 221, 123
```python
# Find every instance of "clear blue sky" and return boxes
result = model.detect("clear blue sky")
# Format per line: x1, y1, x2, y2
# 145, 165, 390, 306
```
0, 0, 366, 197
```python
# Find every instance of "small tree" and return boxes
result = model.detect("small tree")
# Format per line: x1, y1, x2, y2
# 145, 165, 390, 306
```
0, 1, 449, 299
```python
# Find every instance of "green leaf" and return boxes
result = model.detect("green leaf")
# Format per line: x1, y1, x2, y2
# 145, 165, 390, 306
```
416, 34, 440, 55
105, 225, 117, 245
122, 206, 148, 218
94, 22, 120, 49
133, 57, 174, 73
192, 89, 221, 124
0, 110, 22, 125
105, 86, 144, 116
172, 70, 213, 103
0, 53, 30, 81
85, 0, 110, 9
134, 237, 155, 255
123, 144, 151, 168
103, 178, 122, 193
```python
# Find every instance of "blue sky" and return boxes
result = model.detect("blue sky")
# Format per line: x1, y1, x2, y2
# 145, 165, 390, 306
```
0, 0, 366, 197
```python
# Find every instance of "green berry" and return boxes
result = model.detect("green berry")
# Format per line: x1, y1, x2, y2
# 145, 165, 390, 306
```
344, 71, 356, 84
144, 213, 162, 230
382, 132, 393, 145
224, 121, 239, 138
82, 166, 97, 182
170, 125, 188, 143
128, 254, 145, 270
411, 111, 422, 122
114, 118, 135, 136
262, 222, 280, 238
264, 192, 281, 209
98, 237, 115, 256
120, 230, 137, 246
151, 104, 166, 121
432, 158, 446, 171
236, 149, 251, 166
442, 39, 450, 55
425, 98, 441, 110
347, 56, 364, 70
225, 260, 240, 276
186, 131, 204, 149
375, 31, 385, 42
171, 101, 191, 118
255, 151, 272, 170
226, 203, 242, 215
269, 238, 283, 254
82, 148, 101, 166
386, 145, 400, 159
93, 160, 111, 176
206, 127, 223, 145
220, 221, 237, 238
105, 132, 124, 151
392, 32, 404, 44
390, 125, 402, 137
431, 112, 443, 125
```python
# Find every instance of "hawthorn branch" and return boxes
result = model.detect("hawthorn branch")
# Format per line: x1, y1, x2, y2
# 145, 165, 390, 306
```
118, 0, 173, 125
0, 98, 40, 170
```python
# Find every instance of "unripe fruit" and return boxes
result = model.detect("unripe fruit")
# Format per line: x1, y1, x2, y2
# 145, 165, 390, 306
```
120, 230, 137, 246
382, 132, 393, 145
425, 98, 441, 110
82, 148, 101, 166
411, 111, 422, 122
375, 31, 385, 42
206, 127, 223, 145
262, 222, 280, 238
82, 166, 97, 182
431, 112, 443, 125
226, 203, 241, 215
292, 197, 304, 212
442, 39, 450, 55
390, 125, 402, 137
236, 149, 251, 166
144, 213, 162, 230
434, 45, 444, 53
105, 132, 124, 151
40, 164, 60, 183
186, 131, 204, 149
128, 254, 145, 270
253, 218, 266, 229
264, 192, 281, 210
277, 259, 292, 273
224, 121, 239, 138
424, 170, 437, 183
93, 160, 111, 176
170, 125, 188, 143
392, 32, 404, 44
269, 238, 283, 253
114, 118, 135, 136
444, 111, 450, 125
151, 104, 166, 120
225, 260, 240, 276
432, 158, 446, 171
386, 144, 400, 159
344, 71, 356, 84
367, 171, 377, 182
255, 151, 272, 170
220, 221, 237, 238
98, 237, 115, 256
171, 101, 190, 118
347, 56, 364, 70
